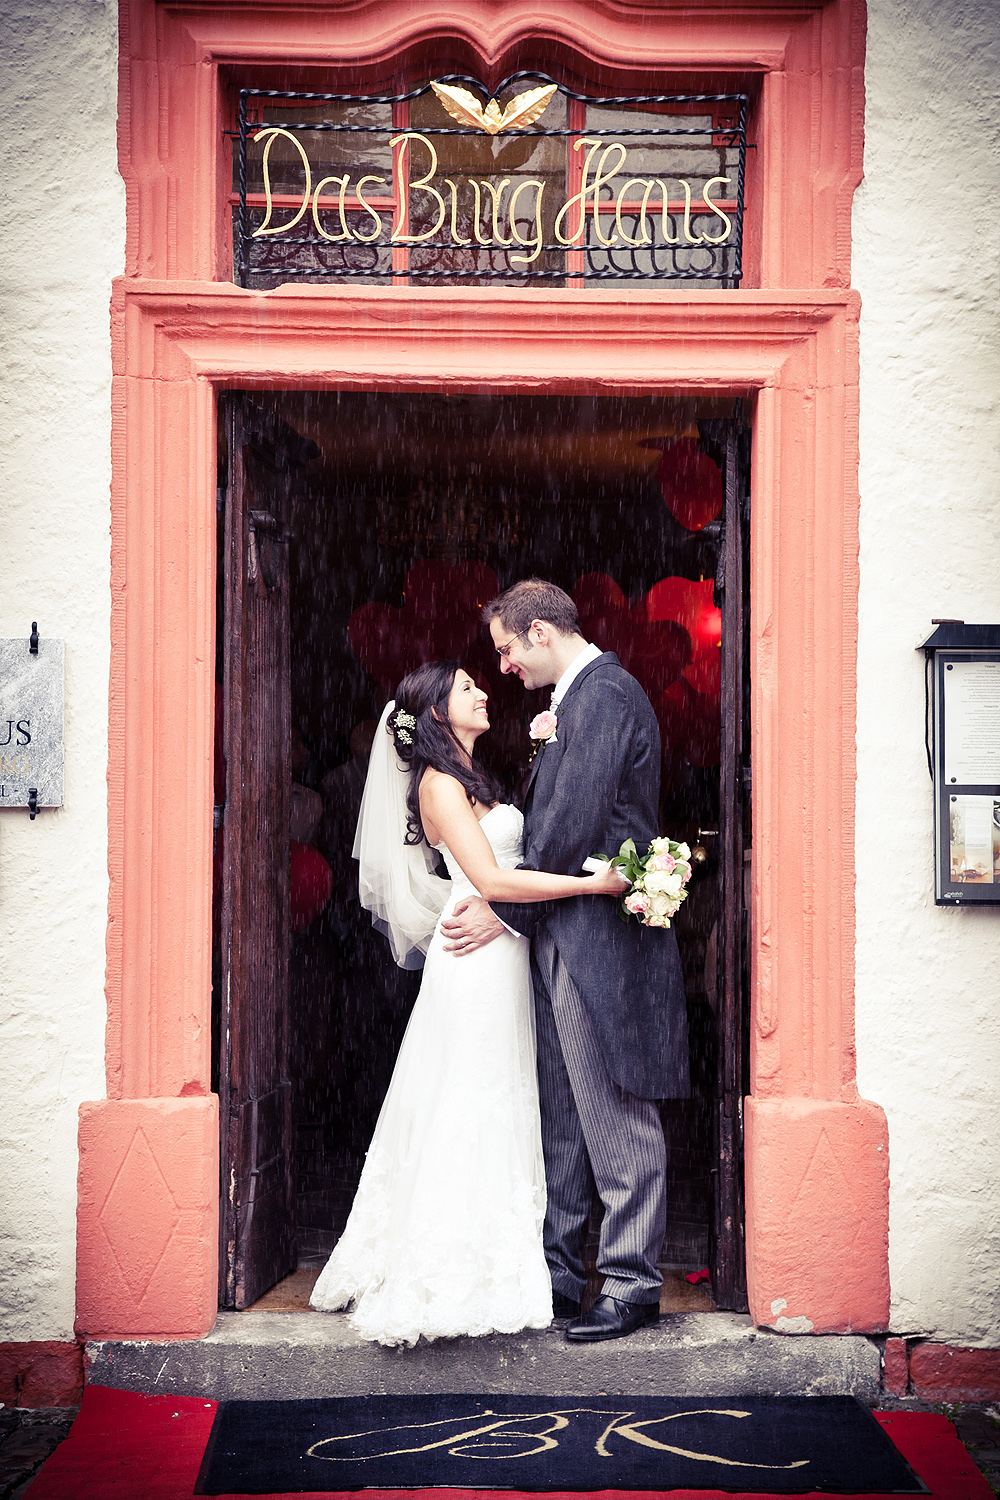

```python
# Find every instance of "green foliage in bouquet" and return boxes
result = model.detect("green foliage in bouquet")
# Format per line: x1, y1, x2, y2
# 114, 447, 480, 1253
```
601, 836, 694, 929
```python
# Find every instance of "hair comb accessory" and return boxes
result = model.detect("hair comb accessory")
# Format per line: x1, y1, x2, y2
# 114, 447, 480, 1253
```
392, 709, 416, 745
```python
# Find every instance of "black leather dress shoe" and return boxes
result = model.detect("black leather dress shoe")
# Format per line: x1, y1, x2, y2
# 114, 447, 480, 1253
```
551, 1292, 582, 1319
565, 1295, 659, 1343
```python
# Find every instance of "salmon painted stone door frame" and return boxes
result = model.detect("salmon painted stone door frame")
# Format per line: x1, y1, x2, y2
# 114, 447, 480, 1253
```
76, 0, 889, 1340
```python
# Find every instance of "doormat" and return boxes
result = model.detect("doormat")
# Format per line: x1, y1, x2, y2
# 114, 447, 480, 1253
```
195, 1394, 926, 1496
24, 1386, 994, 1500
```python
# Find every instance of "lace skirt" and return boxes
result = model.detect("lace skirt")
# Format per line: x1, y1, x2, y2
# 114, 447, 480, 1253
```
309, 917, 551, 1346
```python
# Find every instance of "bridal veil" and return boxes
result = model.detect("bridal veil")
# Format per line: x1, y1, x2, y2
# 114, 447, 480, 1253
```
353, 701, 452, 969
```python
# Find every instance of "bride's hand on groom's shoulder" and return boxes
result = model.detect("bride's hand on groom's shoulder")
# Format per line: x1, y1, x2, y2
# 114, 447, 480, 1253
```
440, 895, 507, 955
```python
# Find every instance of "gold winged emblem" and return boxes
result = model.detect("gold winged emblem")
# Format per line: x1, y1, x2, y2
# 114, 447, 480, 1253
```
430, 80, 558, 136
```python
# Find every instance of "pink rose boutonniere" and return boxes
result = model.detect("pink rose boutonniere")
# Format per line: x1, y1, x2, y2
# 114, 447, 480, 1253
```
527, 709, 559, 765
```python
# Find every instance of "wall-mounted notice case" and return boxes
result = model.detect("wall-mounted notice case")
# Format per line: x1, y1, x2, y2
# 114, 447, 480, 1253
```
920, 623, 1000, 906
0, 633, 64, 812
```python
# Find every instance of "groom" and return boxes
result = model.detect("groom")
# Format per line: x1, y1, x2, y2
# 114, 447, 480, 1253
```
441, 578, 689, 1342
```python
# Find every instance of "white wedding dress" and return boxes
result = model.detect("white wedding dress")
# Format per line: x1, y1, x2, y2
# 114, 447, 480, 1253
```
310, 803, 552, 1346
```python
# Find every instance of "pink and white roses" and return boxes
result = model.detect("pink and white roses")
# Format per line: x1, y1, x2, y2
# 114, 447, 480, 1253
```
606, 835, 693, 929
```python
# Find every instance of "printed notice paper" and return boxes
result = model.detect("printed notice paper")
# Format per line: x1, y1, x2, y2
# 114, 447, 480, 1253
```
948, 795, 997, 884
943, 659, 1000, 785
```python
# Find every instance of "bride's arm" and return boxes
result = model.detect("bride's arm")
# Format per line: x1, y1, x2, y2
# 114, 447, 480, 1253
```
420, 776, 622, 903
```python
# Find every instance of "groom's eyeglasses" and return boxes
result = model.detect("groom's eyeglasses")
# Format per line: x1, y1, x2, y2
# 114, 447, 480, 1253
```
495, 631, 525, 660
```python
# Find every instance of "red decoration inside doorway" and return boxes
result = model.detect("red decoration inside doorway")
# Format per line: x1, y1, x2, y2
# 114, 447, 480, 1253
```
572, 573, 691, 695
573, 573, 722, 774
348, 561, 501, 693
290, 841, 334, 933
657, 436, 724, 532
348, 563, 723, 778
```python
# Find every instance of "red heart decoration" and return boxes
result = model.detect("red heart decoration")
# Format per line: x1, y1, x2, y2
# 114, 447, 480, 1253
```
573, 572, 722, 775
658, 437, 723, 532
290, 840, 334, 933
646, 576, 721, 696
349, 560, 500, 692
573, 573, 691, 697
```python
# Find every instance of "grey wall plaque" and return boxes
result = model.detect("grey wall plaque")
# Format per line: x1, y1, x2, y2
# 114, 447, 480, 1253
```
0, 637, 65, 808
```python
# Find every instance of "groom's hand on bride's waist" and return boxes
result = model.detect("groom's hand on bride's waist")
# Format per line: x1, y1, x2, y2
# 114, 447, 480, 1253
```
441, 896, 506, 955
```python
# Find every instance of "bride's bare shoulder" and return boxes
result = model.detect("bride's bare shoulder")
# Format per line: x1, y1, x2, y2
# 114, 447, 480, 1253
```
419, 769, 472, 846
419, 768, 467, 807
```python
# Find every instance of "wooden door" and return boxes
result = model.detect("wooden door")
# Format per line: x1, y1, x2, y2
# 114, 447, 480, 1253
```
218, 395, 296, 1308
702, 415, 752, 1312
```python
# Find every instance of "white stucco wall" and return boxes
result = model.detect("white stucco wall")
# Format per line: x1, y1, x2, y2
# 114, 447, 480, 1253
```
0, 0, 996, 1352
0, 0, 122, 1341
854, 0, 1000, 1343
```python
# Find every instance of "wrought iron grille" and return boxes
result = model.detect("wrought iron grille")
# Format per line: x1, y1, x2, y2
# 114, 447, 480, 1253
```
231, 75, 748, 291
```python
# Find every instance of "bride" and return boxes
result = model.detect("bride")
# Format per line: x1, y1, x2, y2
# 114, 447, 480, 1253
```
309, 659, 624, 1346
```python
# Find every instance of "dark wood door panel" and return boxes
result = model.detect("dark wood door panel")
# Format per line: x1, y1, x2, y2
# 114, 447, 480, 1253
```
702, 414, 751, 1313
219, 395, 296, 1310
225, 1084, 295, 1307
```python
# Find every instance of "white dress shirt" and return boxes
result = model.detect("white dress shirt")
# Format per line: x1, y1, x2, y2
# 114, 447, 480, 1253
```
550, 640, 602, 708
492, 640, 603, 936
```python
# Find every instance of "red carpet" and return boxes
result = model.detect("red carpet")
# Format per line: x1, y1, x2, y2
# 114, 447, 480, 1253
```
24, 1385, 993, 1500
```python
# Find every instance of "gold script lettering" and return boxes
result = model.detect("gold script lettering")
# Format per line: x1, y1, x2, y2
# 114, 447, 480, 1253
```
596, 1410, 810, 1470
680, 179, 705, 244
700, 176, 733, 244
251, 128, 312, 237
479, 179, 513, 246
306, 1407, 811, 1472
553, 139, 605, 245
246, 134, 736, 261
554, 140, 628, 247
354, 175, 386, 243
614, 180, 679, 245
309, 1413, 551, 1462
451, 1413, 569, 1458
443, 179, 472, 246
390, 133, 447, 243
311, 175, 352, 242
648, 181, 680, 245
509, 179, 546, 265
469, 180, 493, 246
614, 178, 655, 246
590, 143, 627, 247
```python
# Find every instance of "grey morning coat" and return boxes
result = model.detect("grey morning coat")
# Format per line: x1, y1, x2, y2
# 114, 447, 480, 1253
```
491, 651, 691, 1102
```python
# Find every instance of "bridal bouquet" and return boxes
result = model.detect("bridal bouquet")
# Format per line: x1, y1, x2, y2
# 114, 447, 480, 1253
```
591, 836, 693, 929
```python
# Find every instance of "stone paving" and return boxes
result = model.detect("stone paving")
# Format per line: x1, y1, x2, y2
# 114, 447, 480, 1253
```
943, 1403, 1000, 1495
0, 1406, 77, 1500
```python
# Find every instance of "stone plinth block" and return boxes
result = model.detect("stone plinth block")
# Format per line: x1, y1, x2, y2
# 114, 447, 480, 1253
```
745, 1096, 890, 1334
76, 1096, 218, 1340
882, 1337, 909, 1397
909, 1343, 1000, 1402
86, 1311, 882, 1401
0, 1342, 83, 1407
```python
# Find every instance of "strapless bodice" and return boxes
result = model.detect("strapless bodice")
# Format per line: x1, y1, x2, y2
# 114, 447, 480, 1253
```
436, 803, 524, 902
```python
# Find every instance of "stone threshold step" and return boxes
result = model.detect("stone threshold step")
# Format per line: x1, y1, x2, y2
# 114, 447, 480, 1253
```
87, 1311, 880, 1401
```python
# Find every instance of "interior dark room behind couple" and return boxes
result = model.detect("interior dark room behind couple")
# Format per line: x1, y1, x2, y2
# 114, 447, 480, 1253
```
214, 389, 751, 1322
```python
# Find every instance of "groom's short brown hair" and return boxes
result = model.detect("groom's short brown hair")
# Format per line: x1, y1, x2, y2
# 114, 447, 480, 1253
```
483, 578, 580, 638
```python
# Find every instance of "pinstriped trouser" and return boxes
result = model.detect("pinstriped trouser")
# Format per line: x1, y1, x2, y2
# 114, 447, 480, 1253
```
531, 927, 666, 1306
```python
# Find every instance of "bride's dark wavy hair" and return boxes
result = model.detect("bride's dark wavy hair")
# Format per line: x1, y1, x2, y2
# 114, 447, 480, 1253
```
388, 659, 503, 846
